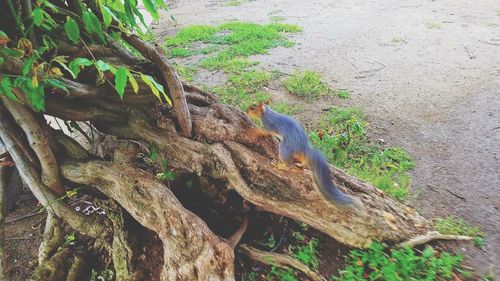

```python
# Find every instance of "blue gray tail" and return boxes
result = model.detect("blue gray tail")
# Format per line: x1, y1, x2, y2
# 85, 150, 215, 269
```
304, 146, 364, 210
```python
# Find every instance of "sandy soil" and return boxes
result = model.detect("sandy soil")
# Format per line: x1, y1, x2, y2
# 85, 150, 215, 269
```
155, 0, 500, 277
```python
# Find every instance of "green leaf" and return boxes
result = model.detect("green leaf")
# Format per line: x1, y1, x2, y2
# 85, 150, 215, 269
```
27, 85, 45, 111
0, 57, 4, 65
32, 7, 44, 26
1, 48, 24, 57
149, 144, 158, 161
142, 0, 159, 21
140, 74, 171, 105
64, 18, 80, 44
124, 0, 137, 26
69, 58, 93, 78
95, 60, 110, 72
45, 79, 68, 93
114, 67, 128, 98
0, 77, 18, 101
127, 72, 139, 93
22, 57, 35, 76
160, 159, 169, 170
99, 3, 112, 28
140, 74, 160, 100
82, 11, 107, 43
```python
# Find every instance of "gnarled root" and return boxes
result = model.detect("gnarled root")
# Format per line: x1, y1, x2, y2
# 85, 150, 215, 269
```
397, 231, 474, 248
239, 244, 326, 281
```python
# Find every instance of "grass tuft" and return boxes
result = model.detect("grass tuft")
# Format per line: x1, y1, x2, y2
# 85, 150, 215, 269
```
425, 22, 442, 29
173, 64, 197, 82
271, 102, 304, 115
212, 70, 272, 110
164, 25, 217, 47
435, 216, 484, 237
164, 21, 301, 109
336, 90, 350, 99
332, 242, 469, 281
309, 107, 414, 199
284, 70, 329, 99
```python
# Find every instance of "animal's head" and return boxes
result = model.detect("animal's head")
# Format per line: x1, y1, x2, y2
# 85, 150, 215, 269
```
246, 100, 269, 119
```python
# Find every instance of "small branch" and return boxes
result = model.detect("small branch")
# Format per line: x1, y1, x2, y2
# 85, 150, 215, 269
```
122, 34, 192, 137
38, 211, 63, 264
226, 205, 250, 248
397, 231, 473, 248
461, 44, 475, 59
0, 107, 111, 239
479, 40, 500, 46
239, 244, 326, 281
5, 210, 44, 223
2, 97, 65, 196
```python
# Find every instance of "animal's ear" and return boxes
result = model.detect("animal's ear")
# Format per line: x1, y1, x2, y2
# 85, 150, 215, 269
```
264, 99, 270, 105
258, 102, 263, 110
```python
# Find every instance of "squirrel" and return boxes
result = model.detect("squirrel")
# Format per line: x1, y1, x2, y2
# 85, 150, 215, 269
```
246, 101, 364, 210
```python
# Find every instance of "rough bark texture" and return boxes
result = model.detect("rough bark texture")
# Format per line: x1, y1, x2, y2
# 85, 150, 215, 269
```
0, 37, 436, 280
61, 144, 234, 281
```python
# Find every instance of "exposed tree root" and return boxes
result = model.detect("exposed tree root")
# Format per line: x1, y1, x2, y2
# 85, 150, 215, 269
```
122, 34, 193, 137
397, 231, 474, 248
61, 143, 234, 280
0, 106, 111, 239
0, 25, 456, 279
2, 97, 65, 195
226, 205, 250, 248
30, 247, 73, 281
239, 244, 326, 281
38, 212, 63, 264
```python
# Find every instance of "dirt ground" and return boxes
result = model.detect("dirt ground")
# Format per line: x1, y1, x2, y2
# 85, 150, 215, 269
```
154, 0, 500, 277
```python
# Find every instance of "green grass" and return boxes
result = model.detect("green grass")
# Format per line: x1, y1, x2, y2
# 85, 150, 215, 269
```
170, 47, 193, 58
284, 70, 329, 99
173, 64, 197, 82
225, 0, 248, 6
290, 238, 320, 270
164, 25, 217, 47
309, 107, 414, 199
337, 90, 350, 99
332, 242, 470, 281
164, 21, 300, 65
435, 216, 484, 237
425, 22, 442, 29
266, 267, 298, 281
164, 21, 301, 109
271, 102, 304, 115
213, 70, 272, 110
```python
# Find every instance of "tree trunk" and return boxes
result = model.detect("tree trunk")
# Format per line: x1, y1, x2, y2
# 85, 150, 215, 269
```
0, 40, 434, 280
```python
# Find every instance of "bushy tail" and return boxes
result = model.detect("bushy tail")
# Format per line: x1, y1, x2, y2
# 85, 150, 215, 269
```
305, 146, 364, 210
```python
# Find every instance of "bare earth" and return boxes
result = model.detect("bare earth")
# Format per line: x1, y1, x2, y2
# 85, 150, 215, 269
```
154, 0, 500, 277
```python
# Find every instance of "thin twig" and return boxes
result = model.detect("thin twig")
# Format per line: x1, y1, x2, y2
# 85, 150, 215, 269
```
6, 236, 36, 241
461, 44, 475, 59
121, 34, 193, 137
80, 39, 116, 90
5, 211, 44, 223
343, 58, 360, 73
445, 188, 466, 200
227, 213, 249, 248
479, 40, 500, 46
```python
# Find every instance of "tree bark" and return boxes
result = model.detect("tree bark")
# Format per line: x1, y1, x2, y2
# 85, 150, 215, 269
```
0, 48, 436, 280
